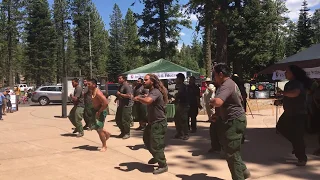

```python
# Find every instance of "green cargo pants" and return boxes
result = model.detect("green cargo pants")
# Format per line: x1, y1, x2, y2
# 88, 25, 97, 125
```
217, 115, 248, 180
136, 102, 147, 124
143, 120, 167, 167
83, 106, 91, 126
174, 105, 190, 136
115, 106, 132, 135
68, 106, 84, 134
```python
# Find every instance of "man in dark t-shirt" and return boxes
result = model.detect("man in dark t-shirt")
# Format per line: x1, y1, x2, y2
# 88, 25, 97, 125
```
68, 78, 85, 137
133, 74, 168, 175
174, 73, 190, 140
210, 63, 250, 180
276, 76, 308, 166
115, 75, 133, 139
82, 79, 91, 130
187, 76, 201, 133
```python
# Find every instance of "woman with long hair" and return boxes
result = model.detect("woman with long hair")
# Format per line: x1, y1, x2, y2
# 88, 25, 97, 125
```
133, 74, 169, 174
276, 65, 309, 166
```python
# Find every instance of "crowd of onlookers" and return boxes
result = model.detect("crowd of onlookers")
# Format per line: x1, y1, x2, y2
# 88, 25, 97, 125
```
0, 85, 34, 120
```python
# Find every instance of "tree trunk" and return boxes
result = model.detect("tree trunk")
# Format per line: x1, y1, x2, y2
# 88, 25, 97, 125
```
7, 0, 14, 87
216, 22, 227, 63
159, 0, 166, 59
204, 23, 212, 77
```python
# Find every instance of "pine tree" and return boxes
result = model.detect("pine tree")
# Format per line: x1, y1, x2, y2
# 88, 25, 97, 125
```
123, 8, 141, 71
25, 0, 57, 85
190, 34, 203, 70
108, 4, 125, 82
53, 0, 70, 82
1, 0, 24, 86
284, 20, 297, 57
138, 0, 191, 59
71, 0, 91, 77
91, 5, 109, 77
65, 27, 76, 76
311, 9, 320, 44
295, 0, 313, 51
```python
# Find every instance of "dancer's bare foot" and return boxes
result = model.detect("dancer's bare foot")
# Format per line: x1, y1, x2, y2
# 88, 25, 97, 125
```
100, 146, 107, 152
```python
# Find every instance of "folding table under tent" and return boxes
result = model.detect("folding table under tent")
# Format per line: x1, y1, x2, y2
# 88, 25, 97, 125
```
123, 58, 200, 80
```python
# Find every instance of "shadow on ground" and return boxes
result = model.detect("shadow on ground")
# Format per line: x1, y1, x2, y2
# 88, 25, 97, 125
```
176, 173, 224, 180
126, 144, 146, 151
125, 121, 320, 179
114, 162, 155, 173
73, 145, 99, 151
60, 133, 77, 137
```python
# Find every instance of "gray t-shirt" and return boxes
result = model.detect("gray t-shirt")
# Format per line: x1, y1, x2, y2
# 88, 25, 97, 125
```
215, 78, 244, 121
134, 85, 148, 97
283, 80, 307, 114
74, 85, 84, 107
147, 88, 166, 124
83, 86, 92, 105
118, 83, 133, 107
175, 83, 189, 105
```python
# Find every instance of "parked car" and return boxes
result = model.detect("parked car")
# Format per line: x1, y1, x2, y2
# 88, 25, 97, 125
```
18, 84, 34, 92
31, 86, 63, 106
98, 84, 119, 97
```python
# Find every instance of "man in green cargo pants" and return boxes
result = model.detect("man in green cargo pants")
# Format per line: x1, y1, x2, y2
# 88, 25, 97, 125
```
115, 75, 133, 139
173, 73, 190, 140
68, 78, 85, 137
133, 73, 168, 175
210, 63, 251, 180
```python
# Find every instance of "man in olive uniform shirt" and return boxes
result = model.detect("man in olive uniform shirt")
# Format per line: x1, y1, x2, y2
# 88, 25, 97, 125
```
68, 78, 85, 137
115, 75, 133, 139
174, 73, 189, 140
134, 78, 148, 131
133, 73, 168, 175
210, 63, 250, 180
82, 79, 91, 130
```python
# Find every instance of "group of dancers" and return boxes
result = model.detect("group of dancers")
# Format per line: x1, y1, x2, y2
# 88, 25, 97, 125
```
67, 62, 318, 179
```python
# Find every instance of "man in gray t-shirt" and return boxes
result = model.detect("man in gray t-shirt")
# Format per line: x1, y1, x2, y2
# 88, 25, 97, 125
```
82, 79, 91, 130
133, 74, 168, 175
115, 75, 133, 139
68, 78, 85, 137
210, 63, 250, 180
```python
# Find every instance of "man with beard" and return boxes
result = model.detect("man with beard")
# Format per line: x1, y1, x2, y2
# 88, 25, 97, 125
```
134, 78, 148, 131
115, 75, 133, 139
82, 79, 91, 130
133, 74, 168, 175
68, 78, 85, 137
87, 79, 111, 152
210, 63, 250, 180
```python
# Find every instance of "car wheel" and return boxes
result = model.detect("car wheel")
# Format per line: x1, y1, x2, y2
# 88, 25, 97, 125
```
39, 97, 49, 106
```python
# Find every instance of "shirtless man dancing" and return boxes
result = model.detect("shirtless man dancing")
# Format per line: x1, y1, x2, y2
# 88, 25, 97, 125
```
87, 78, 111, 152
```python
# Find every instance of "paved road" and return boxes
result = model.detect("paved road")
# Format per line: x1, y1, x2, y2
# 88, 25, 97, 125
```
0, 106, 319, 180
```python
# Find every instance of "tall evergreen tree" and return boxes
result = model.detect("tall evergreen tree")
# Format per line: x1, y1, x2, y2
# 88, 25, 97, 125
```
25, 0, 56, 85
295, 0, 313, 51
91, 5, 109, 77
53, 0, 70, 82
71, 0, 91, 77
138, 0, 191, 59
108, 4, 125, 82
284, 20, 297, 57
123, 8, 142, 71
65, 26, 76, 76
1, 0, 24, 86
311, 9, 320, 44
